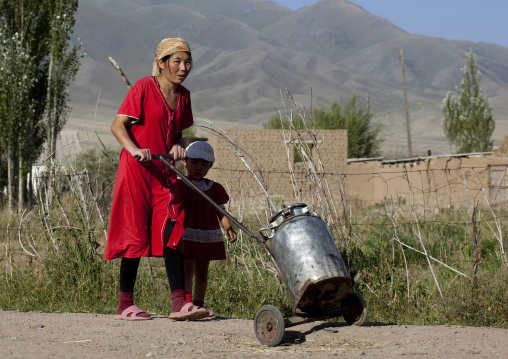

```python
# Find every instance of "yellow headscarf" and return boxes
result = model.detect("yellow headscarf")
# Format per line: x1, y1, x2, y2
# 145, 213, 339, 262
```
152, 38, 191, 76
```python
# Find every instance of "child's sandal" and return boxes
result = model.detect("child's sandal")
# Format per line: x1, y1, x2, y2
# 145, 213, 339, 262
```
168, 302, 208, 321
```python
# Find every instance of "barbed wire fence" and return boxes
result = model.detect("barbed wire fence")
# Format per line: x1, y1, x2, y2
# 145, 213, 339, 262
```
1, 104, 507, 310
1, 143, 507, 307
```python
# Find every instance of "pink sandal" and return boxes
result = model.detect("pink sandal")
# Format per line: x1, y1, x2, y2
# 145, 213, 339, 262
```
115, 305, 152, 321
168, 302, 208, 321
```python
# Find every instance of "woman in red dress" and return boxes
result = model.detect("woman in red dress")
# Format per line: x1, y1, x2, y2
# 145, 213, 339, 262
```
178, 141, 237, 316
105, 38, 208, 321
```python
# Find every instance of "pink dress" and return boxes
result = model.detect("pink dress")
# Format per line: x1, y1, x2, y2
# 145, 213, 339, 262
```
178, 178, 230, 261
105, 77, 193, 260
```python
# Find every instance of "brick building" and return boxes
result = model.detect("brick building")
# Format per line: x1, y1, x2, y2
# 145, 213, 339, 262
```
207, 129, 348, 211
199, 129, 507, 212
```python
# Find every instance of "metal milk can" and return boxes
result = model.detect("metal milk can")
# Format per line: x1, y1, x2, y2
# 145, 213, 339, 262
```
261, 203, 352, 313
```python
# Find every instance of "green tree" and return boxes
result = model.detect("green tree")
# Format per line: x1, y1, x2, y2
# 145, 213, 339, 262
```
45, 0, 82, 162
0, 0, 82, 208
263, 113, 305, 130
264, 94, 382, 158
0, 0, 49, 209
442, 48, 495, 153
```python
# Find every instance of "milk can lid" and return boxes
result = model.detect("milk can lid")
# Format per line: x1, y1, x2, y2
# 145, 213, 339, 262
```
268, 203, 310, 229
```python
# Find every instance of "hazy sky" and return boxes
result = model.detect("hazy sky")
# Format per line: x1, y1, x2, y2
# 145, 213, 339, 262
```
273, 0, 508, 48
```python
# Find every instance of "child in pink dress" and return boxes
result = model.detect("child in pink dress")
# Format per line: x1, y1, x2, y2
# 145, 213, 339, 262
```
177, 141, 237, 316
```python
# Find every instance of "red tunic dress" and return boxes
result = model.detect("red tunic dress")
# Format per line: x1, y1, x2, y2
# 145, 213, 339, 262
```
105, 77, 193, 260
178, 178, 230, 261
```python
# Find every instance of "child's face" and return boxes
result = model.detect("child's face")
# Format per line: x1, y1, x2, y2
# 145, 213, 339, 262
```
184, 157, 212, 180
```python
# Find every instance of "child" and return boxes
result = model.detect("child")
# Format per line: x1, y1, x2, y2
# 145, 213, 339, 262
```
178, 141, 237, 316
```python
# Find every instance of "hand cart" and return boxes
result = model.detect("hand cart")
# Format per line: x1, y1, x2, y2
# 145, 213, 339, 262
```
153, 154, 368, 347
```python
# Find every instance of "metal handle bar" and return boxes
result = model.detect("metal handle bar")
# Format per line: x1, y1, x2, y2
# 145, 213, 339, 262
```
151, 155, 264, 244
151, 154, 174, 160
139, 154, 252, 238
150, 154, 284, 280
134, 154, 173, 161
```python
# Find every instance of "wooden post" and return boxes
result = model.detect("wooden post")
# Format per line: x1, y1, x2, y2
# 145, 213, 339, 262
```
400, 50, 413, 157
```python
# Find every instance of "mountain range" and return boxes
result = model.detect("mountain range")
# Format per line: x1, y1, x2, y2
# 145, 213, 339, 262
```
67, 0, 508, 155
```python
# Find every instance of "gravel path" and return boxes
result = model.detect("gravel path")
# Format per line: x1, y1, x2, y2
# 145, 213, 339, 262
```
1, 311, 507, 358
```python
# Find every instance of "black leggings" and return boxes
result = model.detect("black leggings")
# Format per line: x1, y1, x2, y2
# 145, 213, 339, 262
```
119, 221, 185, 292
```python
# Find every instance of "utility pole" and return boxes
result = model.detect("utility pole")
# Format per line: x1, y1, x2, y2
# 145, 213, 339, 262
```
400, 50, 413, 157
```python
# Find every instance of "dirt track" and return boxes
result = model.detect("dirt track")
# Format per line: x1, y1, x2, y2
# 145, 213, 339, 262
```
1, 311, 508, 358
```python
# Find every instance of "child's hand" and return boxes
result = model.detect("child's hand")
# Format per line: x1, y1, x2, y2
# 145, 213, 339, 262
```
227, 227, 237, 243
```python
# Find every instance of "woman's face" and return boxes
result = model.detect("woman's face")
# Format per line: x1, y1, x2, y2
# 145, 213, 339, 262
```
158, 51, 192, 85
184, 157, 212, 180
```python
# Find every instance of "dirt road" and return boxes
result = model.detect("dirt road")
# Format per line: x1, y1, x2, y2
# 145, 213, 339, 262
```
1, 310, 507, 358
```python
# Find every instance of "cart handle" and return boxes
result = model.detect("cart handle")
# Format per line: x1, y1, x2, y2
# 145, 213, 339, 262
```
150, 154, 266, 244
149, 153, 285, 282
152, 154, 173, 160
134, 154, 173, 161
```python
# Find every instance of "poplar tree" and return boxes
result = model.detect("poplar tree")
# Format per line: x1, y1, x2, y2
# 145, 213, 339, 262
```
0, 0, 82, 208
0, 0, 49, 209
45, 0, 82, 162
442, 49, 495, 153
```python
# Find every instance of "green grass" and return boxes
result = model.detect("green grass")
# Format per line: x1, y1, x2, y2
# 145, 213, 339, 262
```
1, 182, 507, 328
342, 209, 508, 327
0, 229, 292, 318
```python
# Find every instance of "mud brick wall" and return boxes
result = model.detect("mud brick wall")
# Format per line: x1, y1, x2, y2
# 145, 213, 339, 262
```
343, 154, 508, 209
200, 129, 505, 212
206, 129, 348, 212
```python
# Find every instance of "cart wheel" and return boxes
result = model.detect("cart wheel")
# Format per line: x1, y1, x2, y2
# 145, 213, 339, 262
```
341, 291, 368, 326
254, 305, 285, 347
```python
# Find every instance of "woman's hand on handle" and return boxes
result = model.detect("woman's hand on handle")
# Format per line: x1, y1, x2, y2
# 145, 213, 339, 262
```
132, 148, 151, 163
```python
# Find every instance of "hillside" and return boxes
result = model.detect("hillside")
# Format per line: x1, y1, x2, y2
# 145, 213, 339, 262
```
67, 0, 508, 155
